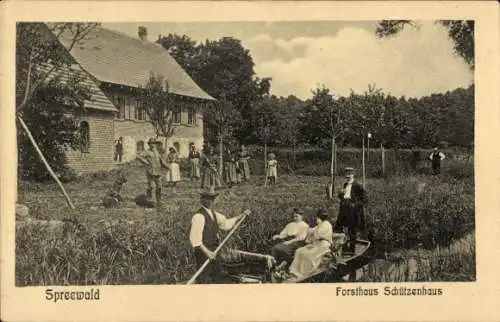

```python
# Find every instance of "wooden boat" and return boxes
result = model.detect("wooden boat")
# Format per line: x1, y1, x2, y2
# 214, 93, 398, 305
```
219, 239, 372, 284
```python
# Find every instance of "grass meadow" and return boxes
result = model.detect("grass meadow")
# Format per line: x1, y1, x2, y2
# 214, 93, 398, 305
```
16, 149, 475, 286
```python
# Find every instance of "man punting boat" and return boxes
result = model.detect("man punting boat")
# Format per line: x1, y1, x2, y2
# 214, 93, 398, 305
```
188, 186, 251, 284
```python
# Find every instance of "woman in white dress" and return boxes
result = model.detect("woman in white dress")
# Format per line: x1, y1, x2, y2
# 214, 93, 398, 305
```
288, 210, 333, 279
166, 147, 181, 186
267, 153, 278, 185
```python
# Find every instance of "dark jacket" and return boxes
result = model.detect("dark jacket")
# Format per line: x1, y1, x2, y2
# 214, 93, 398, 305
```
198, 207, 220, 250
336, 180, 367, 230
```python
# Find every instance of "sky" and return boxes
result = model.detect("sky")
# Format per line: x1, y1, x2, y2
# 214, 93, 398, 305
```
103, 21, 473, 99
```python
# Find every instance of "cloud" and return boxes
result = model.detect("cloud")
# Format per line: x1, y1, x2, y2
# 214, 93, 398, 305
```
244, 22, 473, 99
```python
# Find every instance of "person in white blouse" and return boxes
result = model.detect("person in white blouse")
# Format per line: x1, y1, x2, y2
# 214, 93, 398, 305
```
267, 153, 278, 185
429, 147, 446, 175
189, 186, 251, 283
288, 209, 334, 279
271, 208, 310, 265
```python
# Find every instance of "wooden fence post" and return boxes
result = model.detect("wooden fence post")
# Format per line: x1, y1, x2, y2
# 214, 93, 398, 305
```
381, 143, 385, 175
264, 141, 268, 187
17, 116, 75, 210
362, 136, 366, 189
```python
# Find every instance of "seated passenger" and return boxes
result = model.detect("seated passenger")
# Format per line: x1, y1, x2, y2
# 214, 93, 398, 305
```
288, 209, 333, 279
271, 209, 310, 265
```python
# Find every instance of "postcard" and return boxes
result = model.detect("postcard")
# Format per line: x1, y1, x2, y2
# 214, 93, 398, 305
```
1, 1, 499, 321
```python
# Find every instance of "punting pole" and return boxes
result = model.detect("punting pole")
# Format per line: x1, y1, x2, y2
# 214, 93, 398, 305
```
186, 210, 250, 285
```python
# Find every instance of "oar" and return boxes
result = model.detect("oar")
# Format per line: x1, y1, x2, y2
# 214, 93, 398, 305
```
186, 209, 251, 285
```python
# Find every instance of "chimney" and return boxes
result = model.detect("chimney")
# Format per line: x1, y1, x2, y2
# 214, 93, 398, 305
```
138, 26, 148, 41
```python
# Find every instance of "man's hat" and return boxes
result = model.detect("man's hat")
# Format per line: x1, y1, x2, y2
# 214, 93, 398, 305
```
344, 167, 355, 178
148, 138, 156, 145
200, 186, 219, 199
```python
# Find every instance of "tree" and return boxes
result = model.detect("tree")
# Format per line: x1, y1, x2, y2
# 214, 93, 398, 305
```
18, 70, 92, 182
203, 94, 242, 176
16, 22, 100, 207
157, 34, 271, 142
16, 23, 99, 113
138, 72, 176, 140
375, 20, 474, 70
157, 33, 199, 78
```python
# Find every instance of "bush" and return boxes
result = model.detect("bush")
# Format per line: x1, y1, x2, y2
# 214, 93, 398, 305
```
367, 175, 474, 253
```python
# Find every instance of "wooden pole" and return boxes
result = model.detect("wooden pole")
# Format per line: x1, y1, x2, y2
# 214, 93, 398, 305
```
218, 132, 224, 179
264, 140, 268, 187
330, 137, 335, 183
17, 116, 75, 209
186, 211, 250, 285
367, 137, 370, 161
334, 139, 337, 180
362, 136, 366, 189
201, 153, 227, 188
381, 143, 385, 175
329, 137, 336, 199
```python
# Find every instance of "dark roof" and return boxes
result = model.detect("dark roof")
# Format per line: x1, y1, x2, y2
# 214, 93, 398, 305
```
56, 26, 215, 101
38, 63, 117, 113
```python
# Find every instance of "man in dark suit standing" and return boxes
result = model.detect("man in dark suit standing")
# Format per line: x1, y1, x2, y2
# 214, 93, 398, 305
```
335, 167, 367, 253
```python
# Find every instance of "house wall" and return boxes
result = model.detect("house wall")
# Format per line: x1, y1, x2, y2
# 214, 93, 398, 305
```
104, 87, 205, 160
65, 111, 116, 174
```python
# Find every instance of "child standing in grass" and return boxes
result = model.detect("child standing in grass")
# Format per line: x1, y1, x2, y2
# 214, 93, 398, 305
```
267, 153, 278, 185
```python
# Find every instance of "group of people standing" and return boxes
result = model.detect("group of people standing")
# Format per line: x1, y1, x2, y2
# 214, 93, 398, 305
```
189, 143, 252, 188
135, 139, 254, 205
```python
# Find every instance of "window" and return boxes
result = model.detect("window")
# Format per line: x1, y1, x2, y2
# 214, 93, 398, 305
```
136, 101, 146, 121
79, 121, 90, 153
188, 106, 196, 125
114, 95, 126, 119
127, 97, 134, 120
136, 140, 145, 153
173, 104, 182, 124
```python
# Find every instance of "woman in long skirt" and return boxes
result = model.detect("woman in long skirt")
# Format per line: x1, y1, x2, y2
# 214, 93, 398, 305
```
201, 146, 221, 189
166, 147, 181, 186
288, 210, 333, 279
188, 144, 201, 181
224, 147, 237, 186
238, 144, 251, 182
